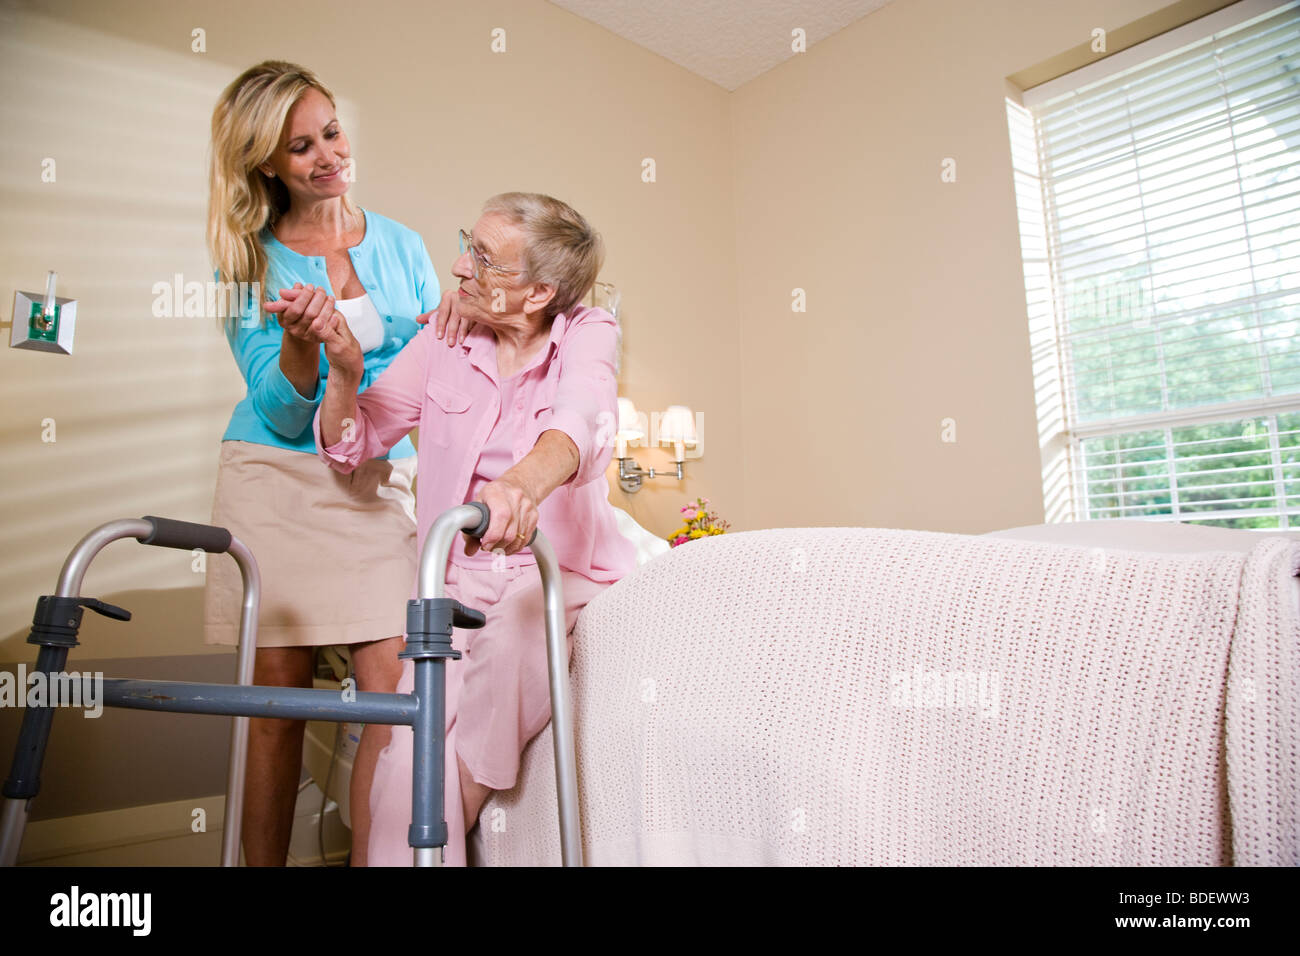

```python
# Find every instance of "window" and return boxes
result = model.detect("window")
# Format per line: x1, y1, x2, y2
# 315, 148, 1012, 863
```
1008, 0, 1300, 529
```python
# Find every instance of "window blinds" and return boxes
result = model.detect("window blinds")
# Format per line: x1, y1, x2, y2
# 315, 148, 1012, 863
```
1013, 0, 1300, 528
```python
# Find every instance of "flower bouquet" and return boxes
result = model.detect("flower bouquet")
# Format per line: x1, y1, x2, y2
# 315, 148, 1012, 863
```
669, 496, 730, 547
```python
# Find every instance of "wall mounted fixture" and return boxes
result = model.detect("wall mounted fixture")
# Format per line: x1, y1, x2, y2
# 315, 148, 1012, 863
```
616, 398, 700, 494
592, 281, 621, 319
11, 271, 76, 354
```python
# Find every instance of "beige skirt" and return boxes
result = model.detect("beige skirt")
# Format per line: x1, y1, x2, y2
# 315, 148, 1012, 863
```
202, 440, 418, 648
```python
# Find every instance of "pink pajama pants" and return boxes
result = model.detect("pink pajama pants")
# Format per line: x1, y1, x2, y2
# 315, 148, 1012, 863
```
366, 560, 609, 866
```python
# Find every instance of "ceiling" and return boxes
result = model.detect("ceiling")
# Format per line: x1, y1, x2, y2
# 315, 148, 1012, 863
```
547, 0, 896, 91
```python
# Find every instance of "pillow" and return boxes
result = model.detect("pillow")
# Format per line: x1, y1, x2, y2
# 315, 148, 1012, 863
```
610, 506, 671, 567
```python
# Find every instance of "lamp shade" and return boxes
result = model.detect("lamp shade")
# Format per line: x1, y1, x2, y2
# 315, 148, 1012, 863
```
659, 405, 697, 445
617, 397, 645, 440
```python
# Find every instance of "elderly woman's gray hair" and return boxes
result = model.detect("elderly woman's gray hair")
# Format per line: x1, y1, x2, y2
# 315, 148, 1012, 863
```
482, 192, 605, 321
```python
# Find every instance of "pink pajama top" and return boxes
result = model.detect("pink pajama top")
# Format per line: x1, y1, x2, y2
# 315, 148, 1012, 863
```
457, 373, 532, 570
311, 304, 636, 590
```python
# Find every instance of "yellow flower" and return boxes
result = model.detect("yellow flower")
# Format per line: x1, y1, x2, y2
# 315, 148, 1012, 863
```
695, 510, 706, 520
689, 528, 704, 538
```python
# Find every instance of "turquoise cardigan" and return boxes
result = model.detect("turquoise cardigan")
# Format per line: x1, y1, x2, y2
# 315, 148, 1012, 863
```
220, 207, 440, 457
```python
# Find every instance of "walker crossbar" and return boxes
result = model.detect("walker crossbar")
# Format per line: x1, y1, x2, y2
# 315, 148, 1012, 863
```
98, 681, 418, 724
0, 503, 584, 868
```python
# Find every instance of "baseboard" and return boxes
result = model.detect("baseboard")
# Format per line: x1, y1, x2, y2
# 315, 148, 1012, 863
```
17, 785, 351, 867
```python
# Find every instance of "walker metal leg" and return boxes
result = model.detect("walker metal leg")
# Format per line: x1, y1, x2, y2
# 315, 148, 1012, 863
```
219, 538, 261, 867
409, 504, 486, 868
0, 644, 69, 867
416, 502, 584, 866
221, 718, 249, 867
407, 655, 450, 867
0, 799, 30, 867
531, 534, 584, 866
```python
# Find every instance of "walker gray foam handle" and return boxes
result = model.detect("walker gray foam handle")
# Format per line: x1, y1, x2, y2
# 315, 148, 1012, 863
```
465, 501, 537, 546
139, 516, 233, 554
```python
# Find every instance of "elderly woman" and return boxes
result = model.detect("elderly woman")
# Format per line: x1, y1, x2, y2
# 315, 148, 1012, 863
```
309, 192, 636, 866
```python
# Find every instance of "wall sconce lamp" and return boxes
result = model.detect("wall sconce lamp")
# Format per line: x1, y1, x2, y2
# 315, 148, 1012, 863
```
616, 398, 699, 494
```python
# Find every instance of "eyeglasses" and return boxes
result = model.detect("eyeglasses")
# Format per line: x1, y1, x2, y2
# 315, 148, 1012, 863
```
458, 229, 525, 281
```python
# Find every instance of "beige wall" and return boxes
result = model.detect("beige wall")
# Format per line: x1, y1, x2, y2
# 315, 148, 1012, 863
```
730, 0, 1227, 535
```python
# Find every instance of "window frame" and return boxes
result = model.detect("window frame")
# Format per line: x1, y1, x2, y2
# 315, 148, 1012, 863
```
1008, 0, 1300, 529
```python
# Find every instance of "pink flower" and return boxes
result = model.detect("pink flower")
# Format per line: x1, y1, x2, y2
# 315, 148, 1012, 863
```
673, 535, 688, 546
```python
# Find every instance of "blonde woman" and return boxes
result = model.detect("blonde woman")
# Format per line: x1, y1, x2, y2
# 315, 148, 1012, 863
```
202, 61, 468, 866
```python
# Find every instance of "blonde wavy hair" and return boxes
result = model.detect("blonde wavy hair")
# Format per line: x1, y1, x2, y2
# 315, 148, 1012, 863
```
481, 192, 604, 322
207, 61, 359, 333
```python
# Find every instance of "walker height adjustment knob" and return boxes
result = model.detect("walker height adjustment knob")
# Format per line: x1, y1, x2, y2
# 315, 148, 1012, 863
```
26, 595, 131, 648
399, 597, 484, 661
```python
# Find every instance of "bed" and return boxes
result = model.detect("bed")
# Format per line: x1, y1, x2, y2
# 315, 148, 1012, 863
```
469, 519, 1300, 866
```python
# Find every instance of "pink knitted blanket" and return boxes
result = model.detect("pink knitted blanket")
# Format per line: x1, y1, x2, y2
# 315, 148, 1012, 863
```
471, 528, 1300, 865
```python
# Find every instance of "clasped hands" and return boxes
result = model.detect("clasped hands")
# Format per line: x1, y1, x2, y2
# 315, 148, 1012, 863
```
265, 283, 534, 559
265, 283, 477, 383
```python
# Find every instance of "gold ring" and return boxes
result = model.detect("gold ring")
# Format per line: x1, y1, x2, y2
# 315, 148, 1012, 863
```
515, 532, 528, 541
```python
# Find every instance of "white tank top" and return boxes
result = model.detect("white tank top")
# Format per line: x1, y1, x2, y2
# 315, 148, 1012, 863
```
333, 293, 385, 353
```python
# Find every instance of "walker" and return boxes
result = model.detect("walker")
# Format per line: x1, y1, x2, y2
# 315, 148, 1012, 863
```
0, 502, 583, 867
